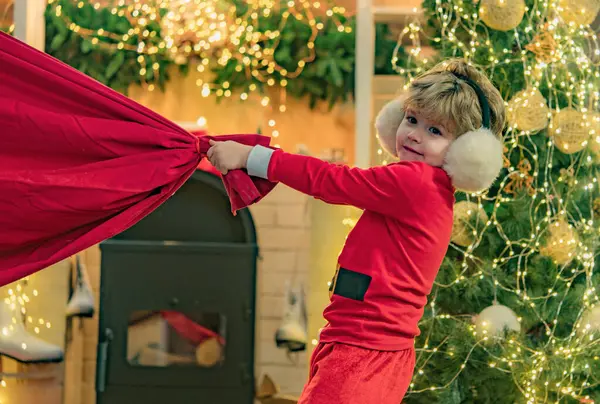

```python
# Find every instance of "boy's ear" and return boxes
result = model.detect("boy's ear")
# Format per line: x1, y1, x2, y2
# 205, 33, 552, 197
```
374, 95, 406, 158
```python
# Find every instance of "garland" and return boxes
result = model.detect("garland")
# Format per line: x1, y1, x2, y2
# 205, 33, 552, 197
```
42, 0, 406, 109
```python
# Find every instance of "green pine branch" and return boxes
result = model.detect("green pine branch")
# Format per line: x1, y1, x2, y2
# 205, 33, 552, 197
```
43, 0, 404, 108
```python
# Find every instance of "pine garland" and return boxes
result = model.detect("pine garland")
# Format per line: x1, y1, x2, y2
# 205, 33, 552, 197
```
43, 0, 404, 108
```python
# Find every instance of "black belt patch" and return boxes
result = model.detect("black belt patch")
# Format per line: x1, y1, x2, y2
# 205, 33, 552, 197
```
331, 267, 371, 301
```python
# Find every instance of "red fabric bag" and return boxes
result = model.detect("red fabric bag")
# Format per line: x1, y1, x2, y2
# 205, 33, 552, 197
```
160, 311, 226, 346
0, 31, 276, 286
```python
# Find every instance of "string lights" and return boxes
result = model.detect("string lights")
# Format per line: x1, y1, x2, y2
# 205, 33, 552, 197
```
46, 0, 350, 148
4, 278, 52, 337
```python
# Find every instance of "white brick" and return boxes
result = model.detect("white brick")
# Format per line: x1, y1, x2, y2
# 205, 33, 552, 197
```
83, 319, 99, 340
260, 271, 307, 297
82, 382, 96, 404
84, 245, 102, 290
84, 337, 99, 361
257, 295, 286, 319
256, 364, 308, 396
259, 319, 281, 342
84, 245, 101, 267
83, 360, 96, 384
257, 228, 309, 250
249, 204, 277, 226
4, 382, 64, 404
83, 332, 98, 361
257, 340, 308, 367
295, 251, 310, 274
259, 251, 297, 273
261, 185, 308, 205
276, 204, 310, 227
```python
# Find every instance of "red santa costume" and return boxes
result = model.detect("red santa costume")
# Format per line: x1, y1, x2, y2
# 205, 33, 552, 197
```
246, 148, 454, 403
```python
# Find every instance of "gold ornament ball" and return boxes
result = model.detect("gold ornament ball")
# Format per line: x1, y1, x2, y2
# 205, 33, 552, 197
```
479, 0, 526, 31
549, 108, 589, 154
451, 201, 488, 247
587, 113, 600, 160
539, 220, 579, 265
579, 306, 600, 335
474, 304, 521, 337
507, 88, 550, 133
558, 0, 600, 26
593, 197, 600, 217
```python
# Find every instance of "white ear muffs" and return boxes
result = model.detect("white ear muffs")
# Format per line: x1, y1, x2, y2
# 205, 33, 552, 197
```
444, 73, 504, 193
374, 97, 404, 157
373, 74, 504, 194
443, 127, 504, 193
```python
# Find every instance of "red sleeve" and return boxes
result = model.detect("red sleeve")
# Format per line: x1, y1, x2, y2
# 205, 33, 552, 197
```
266, 150, 426, 218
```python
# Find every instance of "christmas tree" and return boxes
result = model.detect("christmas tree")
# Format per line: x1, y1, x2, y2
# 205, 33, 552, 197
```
374, 0, 600, 402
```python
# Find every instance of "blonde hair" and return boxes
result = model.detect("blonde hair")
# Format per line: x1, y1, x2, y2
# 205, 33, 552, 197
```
404, 59, 506, 138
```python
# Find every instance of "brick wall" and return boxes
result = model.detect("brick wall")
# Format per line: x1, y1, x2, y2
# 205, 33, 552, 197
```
64, 247, 101, 404
63, 184, 314, 403
251, 185, 312, 397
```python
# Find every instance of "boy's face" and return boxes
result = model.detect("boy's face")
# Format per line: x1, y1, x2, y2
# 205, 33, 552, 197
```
395, 108, 455, 167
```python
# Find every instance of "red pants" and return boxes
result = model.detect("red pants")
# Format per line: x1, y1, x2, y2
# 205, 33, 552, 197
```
298, 342, 415, 404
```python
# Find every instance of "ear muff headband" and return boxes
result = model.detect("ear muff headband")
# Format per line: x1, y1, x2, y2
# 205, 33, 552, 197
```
451, 72, 491, 130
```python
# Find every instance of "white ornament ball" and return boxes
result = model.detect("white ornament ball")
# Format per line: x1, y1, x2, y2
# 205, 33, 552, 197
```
475, 304, 520, 337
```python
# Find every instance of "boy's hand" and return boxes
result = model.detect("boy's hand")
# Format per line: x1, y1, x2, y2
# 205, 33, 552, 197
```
207, 139, 253, 175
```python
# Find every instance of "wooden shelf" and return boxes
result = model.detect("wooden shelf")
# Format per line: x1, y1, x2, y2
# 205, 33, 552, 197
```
372, 75, 405, 97
354, 1, 425, 167
0, 370, 59, 380
373, 6, 423, 23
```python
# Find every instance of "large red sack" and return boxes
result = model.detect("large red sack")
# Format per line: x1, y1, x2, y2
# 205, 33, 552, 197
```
0, 31, 276, 285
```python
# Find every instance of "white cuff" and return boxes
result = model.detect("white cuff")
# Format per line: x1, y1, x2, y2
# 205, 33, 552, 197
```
246, 145, 274, 179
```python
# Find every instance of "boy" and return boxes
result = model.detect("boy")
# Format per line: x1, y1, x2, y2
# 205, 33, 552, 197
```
207, 59, 506, 403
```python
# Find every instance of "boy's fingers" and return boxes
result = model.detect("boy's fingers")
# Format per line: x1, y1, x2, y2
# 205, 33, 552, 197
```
209, 139, 216, 145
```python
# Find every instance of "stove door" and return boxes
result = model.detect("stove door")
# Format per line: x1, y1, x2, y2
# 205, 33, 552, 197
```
95, 170, 258, 404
